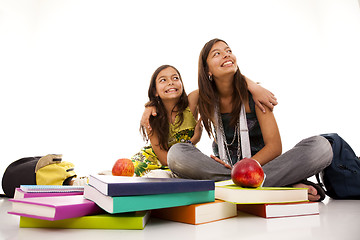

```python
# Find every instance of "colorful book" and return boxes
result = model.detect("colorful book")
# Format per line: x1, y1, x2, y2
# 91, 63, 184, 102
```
88, 174, 214, 196
215, 184, 308, 204
20, 185, 84, 193
19, 211, 150, 229
14, 188, 83, 199
8, 195, 104, 221
84, 184, 215, 214
151, 199, 237, 225
237, 201, 319, 218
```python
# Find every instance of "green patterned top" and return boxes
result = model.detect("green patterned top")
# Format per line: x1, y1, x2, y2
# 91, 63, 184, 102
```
131, 107, 197, 176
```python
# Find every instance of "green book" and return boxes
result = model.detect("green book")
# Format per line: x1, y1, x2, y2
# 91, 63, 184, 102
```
19, 211, 150, 230
215, 182, 308, 204
84, 184, 215, 214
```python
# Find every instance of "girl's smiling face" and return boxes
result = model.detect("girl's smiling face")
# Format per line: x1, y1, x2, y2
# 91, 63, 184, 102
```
155, 67, 183, 101
206, 41, 238, 80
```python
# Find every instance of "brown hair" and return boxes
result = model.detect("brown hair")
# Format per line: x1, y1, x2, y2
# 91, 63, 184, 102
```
141, 65, 189, 150
198, 38, 248, 137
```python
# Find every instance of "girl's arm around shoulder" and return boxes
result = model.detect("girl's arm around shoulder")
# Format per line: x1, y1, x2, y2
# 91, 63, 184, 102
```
188, 90, 202, 145
245, 76, 278, 113
251, 105, 282, 166
188, 89, 199, 117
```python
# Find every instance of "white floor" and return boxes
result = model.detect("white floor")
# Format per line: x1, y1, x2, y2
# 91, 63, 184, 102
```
1, 196, 360, 240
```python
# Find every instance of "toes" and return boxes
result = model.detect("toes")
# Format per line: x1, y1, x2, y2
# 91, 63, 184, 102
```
293, 183, 320, 201
306, 185, 318, 196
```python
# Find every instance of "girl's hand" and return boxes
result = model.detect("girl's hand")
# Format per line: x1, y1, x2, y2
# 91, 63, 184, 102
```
252, 84, 278, 113
245, 76, 278, 113
190, 118, 203, 145
210, 155, 232, 169
140, 106, 157, 131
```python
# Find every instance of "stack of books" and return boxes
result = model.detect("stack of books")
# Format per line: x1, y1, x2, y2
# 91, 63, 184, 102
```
83, 174, 215, 214
214, 180, 320, 219
8, 177, 320, 229
84, 175, 239, 225
8, 184, 150, 229
8, 175, 219, 229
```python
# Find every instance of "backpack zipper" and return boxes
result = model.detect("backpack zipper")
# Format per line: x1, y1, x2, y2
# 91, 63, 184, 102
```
338, 165, 357, 174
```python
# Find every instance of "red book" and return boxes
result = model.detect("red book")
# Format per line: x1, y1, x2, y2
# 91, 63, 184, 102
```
8, 195, 104, 221
237, 201, 319, 219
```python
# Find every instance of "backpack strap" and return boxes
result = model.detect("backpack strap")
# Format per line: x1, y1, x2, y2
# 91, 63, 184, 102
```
35, 154, 63, 172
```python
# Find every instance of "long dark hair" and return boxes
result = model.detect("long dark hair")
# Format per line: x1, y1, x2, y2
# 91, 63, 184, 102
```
198, 38, 248, 137
141, 65, 189, 150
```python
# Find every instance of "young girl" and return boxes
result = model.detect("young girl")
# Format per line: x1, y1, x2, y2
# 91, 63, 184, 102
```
131, 65, 202, 176
167, 38, 334, 201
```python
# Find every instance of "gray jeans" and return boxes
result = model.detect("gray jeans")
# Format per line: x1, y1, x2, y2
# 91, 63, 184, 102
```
167, 136, 333, 187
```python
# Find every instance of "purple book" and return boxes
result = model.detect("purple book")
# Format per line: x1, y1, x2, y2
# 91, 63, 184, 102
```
8, 195, 103, 221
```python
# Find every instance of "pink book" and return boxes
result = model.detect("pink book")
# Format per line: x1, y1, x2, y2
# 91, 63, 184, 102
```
8, 195, 104, 221
14, 188, 83, 199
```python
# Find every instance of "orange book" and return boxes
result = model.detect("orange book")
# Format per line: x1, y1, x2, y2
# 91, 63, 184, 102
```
151, 199, 237, 225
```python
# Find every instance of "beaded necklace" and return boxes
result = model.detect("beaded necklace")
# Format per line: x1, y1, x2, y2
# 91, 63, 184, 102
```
214, 103, 251, 166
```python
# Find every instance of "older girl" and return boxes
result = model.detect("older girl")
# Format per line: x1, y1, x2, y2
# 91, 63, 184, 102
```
167, 39, 333, 201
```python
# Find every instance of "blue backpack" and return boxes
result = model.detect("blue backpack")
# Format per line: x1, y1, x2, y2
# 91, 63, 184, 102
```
317, 133, 360, 199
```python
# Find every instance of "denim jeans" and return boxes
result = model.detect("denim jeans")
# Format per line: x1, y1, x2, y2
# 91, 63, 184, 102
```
167, 136, 333, 187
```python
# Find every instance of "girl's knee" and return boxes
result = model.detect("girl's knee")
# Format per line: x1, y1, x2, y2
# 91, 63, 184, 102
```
167, 143, 191, 173
168, 143, 186, 165
304, 136, 333, 167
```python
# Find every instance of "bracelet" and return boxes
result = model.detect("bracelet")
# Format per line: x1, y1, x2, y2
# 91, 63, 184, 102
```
185, 140, 193, 145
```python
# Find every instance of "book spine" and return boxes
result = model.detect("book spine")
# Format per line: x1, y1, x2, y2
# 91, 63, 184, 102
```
152, 206, 196, 224
19, 212, 149, 229
54, 201, 104, 221
21, 191, 83, 199
111, 190, 215, 213
107, 182, 215, 196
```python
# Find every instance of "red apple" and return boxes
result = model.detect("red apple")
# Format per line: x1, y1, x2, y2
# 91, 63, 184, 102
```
231, 158, 264, 188
112, 158, 135, 176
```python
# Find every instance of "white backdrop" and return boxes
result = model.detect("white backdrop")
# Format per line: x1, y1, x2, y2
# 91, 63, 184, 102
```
1, 0, 359, 186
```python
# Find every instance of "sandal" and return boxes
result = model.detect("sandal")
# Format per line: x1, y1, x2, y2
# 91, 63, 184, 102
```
300, 179, 326, 202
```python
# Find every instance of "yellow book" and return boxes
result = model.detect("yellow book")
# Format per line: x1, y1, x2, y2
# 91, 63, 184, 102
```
215, 182, 308, 204
19, 211, 150, 230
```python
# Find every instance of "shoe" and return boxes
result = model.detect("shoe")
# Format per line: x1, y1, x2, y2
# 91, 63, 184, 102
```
300, 179, 326, 202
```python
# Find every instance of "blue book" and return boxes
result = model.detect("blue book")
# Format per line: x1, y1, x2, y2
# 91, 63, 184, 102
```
88, 175, 214, 196
84, 184, 215, 214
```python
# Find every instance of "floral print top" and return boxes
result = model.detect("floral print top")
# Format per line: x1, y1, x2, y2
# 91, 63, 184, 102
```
131, 107, 197, 176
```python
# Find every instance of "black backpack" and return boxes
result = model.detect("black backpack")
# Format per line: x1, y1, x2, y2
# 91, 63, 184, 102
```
2, 155, 76, 198
2, 157, 39, 198
317, 133, 360, 199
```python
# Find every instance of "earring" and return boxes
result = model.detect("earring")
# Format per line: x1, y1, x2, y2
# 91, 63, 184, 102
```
208, 75, 213, 81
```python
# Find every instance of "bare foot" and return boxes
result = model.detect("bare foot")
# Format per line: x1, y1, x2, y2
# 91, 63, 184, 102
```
293, 183, 320, 201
